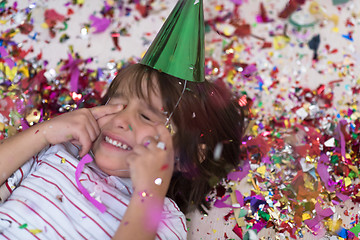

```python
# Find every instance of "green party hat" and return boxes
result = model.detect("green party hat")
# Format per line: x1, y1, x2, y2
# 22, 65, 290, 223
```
141, 0, 205, 82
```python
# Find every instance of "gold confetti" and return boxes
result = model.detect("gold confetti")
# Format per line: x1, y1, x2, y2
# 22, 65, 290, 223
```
29, 229, 42, 235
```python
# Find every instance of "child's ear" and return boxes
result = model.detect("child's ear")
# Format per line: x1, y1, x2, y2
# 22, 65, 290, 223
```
198, 144, 206, 164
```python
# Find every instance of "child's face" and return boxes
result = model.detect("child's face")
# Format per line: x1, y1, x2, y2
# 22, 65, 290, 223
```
91, 78, 168, 177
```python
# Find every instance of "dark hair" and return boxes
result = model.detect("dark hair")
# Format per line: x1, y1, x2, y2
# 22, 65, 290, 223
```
102, 63, 246, 214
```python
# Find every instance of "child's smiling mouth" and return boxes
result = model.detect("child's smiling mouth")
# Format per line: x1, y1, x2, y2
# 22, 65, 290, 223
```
104, 136, 132, 151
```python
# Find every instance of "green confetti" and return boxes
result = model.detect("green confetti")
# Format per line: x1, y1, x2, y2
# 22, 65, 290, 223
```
272, 155, 282, 164
258, 210, 270, 221
238, 208, 248, 218
352, 133, 358, 139
19, 223, 28, 229
330, 155, 339, 164
350, 223, 360, 236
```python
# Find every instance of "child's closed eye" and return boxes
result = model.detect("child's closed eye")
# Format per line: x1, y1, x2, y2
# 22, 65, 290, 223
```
141, 114, 152, 121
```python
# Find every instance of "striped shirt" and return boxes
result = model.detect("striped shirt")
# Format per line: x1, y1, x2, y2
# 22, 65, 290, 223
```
0, 143, 187, 239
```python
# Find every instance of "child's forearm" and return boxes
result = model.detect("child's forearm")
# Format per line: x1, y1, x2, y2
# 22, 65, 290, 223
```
0, 105, 123, 186
0, 122, 49, 185
112, 191, 165, 240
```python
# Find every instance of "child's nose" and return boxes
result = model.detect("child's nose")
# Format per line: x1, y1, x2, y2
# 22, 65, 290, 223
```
112, 107, 133, 130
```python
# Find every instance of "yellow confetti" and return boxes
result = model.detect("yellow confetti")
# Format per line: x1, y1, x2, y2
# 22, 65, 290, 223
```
18, 66, 29, 78
29, 229, 42, 235
350, 112, 360, 121
302, 213, 312, 221
273, 36, 289, 50
263, 86, 269, 95
61, 158, 66, 164
256, 165, 266, 177
325, 218, 342, 232
41, 22, 49, 29
215, 5, 223, 11
251, 125, 259, 135
25, 109, 41, 125
223, 26, 233, 36
0, 63, 18, 81
234, 44, 245, 53
284, 119, 289, 128
344, 177, 351, 187
226, 70, 235, 85
1, 28, 19, 38
106, 0, 115, 6
328, 15, 339, 25
304, 179, 314, 191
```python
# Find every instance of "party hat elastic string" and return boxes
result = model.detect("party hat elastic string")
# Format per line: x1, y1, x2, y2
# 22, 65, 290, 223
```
165, 80, 187, 127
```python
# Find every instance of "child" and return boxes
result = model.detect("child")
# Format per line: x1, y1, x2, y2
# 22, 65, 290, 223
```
0, 62, 245, 239
0, 0, 246, 239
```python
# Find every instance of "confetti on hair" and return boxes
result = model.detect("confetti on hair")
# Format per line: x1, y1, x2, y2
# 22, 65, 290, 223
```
213, 142, 223, 161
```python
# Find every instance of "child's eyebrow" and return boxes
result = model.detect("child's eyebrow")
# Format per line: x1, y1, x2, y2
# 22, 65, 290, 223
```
111, 91, 167, 119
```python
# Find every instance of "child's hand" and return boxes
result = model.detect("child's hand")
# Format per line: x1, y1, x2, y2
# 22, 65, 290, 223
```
126, 124, 175, 197
40, 105, 123, 157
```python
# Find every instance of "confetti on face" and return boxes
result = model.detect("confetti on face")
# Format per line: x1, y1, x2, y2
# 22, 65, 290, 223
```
160, 164, 169, 171
154, 178, 162, 185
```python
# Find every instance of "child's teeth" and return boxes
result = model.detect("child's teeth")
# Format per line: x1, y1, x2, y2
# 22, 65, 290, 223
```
105, 136, 131, 150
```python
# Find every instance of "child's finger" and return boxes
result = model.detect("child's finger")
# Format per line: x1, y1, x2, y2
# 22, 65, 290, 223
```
77, 132, 92, 157
90, 104, 124, 120
154, 124, 173, 150
84, 110, 101, 139
137, 136, 157, 152
85, 123, 98, 142
69, 139, 81, 146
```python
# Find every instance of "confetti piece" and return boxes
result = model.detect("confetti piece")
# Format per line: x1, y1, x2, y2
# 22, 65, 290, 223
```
75, 154, 106, 213
89, 15, 111, 34
19, 223, 28, 229
29, 229, 42, 235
